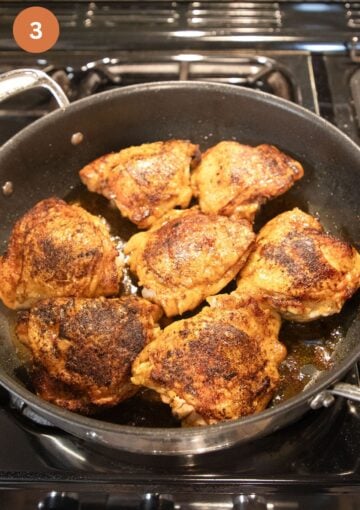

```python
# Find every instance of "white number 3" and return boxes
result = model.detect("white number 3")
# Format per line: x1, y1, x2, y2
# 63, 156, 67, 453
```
30, 21, 42, 40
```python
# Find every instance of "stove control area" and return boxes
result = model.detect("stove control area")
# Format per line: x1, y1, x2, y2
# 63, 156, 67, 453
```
2, 490, 360, 510
233, 495, 267, 510
0, 491, 273, 509
38, 492, 81, 510
37, 492, 268, 509
139, 494, 174, 510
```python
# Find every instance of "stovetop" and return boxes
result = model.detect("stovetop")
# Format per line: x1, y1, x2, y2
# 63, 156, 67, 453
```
1, 43, 359, 145
2, 374, 360, 509
0, 1, 359, 52
1, 2, 360, 509
1, 371, 360, 478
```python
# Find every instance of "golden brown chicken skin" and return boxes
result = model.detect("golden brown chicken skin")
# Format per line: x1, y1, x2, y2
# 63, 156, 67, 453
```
0, 198, 122, 309
192, 141, 304, 221
132, 294, 286, 426
79, 140, 200, 229
16, 296, 162, 413
237, 208, 360, 321
125, 207, 255, 316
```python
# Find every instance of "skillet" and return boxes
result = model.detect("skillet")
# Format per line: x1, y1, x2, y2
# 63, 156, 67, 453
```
0, 69, 360, 455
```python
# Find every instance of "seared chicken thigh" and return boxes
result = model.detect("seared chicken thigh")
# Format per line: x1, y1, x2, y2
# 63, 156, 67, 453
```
192, 141, 304, 221
237, 208, 360, 321
79, 140, 200, 228
17, 296, 162, 413
132, 294, 286, 426
0, 198, 122, 309
125, 207, 255, 316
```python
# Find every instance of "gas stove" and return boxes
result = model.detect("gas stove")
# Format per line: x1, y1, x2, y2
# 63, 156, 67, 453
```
2, 370, 360, 509
1, 2, 360, 509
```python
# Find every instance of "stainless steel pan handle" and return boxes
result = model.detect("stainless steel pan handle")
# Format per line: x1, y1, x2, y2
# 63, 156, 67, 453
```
0, 68, 69, 108
330, 382, 360, 401
310, 382, 360, 409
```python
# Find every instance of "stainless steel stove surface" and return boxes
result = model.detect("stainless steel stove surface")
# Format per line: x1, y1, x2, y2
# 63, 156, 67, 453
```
0, 48, 320, 141
1, 1, 360, 509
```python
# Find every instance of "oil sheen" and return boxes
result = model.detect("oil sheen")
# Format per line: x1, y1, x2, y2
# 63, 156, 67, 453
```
6, 185, 351, 427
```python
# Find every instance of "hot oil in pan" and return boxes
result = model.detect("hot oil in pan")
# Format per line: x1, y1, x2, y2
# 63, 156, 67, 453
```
60, 185, 352, 426
6, 183, 354, 428
273, 319, 343, 405
6, 183, 356, 427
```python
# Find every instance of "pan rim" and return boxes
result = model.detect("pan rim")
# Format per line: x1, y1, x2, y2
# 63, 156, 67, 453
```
1, 79, 360, 160
1, 335, 359, 439
0, 80, 359, 441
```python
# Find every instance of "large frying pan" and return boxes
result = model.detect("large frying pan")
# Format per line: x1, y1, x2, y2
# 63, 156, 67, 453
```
0, 69, 360, 456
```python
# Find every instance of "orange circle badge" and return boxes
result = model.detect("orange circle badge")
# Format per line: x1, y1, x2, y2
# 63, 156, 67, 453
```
13, 7, 60, 53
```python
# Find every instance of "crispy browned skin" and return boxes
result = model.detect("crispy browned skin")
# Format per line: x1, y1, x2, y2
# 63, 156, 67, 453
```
124, 207, 255, 316
132, 294, 286, 426
17, 296, 162, 413
79, 140, 200, 228
237, 208, 360, 321
0, 198, 122, 310
192, 141, 304, 221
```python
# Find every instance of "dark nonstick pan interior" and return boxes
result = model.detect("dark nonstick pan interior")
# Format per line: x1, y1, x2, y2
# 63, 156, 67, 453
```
0, 82, 359, 451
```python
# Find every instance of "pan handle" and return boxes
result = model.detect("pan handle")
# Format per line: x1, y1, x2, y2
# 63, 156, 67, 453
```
0, 68, 69, 108
330, 382, 360, 401
310, 382, 360, 409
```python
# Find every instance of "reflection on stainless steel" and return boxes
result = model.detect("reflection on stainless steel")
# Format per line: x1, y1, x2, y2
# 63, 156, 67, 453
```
38, 492, 80, 510
309, 391, 336, 410
82, 2, 180, 28
350, 68, 360, 131
233, 494, 268, 510
140, 493, 174, 510
188, 1, 282, 31
0, 50, 318, 118
347, 364, 360, 420
39, 435, 87, 466
10, 394, 54, 427
346, 4, 360, 28
81, 54, 301, 103
331, 382, 360, 402
324, 53, 360, 144
0, 69, 69, 109
4, 384, 347, 473
349, 36, 360, 62
0, 1, 358, 54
